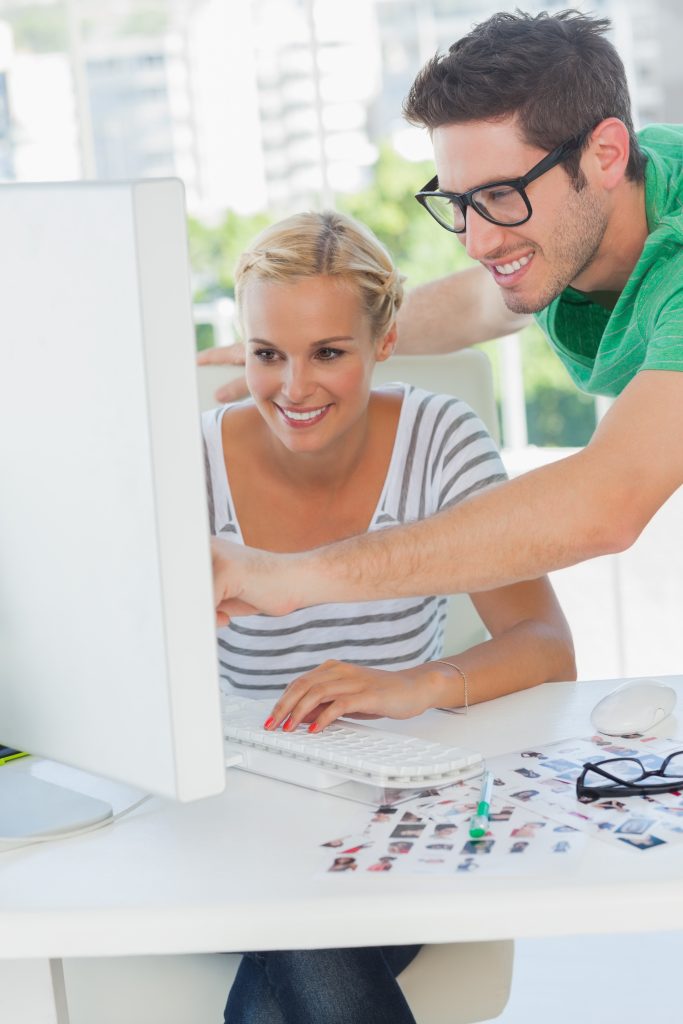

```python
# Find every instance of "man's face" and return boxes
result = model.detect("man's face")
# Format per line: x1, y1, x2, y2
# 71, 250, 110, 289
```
432, 118, 609, 313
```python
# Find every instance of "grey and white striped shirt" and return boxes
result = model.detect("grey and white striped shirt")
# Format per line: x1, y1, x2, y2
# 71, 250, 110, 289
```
203, 384, 506, 699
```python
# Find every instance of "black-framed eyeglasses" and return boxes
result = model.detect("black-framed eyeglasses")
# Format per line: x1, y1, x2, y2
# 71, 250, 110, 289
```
415, 133, 587, 234
576, 751, 683, 802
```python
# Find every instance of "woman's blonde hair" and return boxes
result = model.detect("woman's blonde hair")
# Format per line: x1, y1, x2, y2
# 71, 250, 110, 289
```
234, 210, 404, 338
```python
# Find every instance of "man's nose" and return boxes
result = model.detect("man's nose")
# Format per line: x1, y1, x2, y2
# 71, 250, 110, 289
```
464, 207, 508, 263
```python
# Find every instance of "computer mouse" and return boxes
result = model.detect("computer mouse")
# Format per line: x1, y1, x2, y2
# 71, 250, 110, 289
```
590, 679, 677, 736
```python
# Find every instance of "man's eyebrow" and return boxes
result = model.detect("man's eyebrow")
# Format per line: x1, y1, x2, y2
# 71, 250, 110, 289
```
443, 169, 521, 193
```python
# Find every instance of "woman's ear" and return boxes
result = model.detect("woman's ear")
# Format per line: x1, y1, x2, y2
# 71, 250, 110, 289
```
375, 323, 397, 363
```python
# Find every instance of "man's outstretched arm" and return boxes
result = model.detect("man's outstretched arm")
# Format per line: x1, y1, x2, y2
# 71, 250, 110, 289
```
213, 370, 683, 619
395, 263, 529, 353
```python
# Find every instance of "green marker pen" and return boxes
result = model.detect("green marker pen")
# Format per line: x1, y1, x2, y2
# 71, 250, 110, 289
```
469, 770, 493, 839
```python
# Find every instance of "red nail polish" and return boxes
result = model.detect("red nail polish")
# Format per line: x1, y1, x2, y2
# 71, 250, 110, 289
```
308, 722, 319, 734
283, 718, 294, 732
263, 717, 274, 730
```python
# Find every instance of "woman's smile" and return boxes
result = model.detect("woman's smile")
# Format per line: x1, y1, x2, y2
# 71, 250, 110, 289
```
275, 402, 333, 428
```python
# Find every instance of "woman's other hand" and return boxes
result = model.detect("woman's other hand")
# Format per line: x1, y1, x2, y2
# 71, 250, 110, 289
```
264, 661, 443, 733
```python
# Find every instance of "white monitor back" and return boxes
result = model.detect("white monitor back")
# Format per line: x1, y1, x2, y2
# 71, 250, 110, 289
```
0, 179, 225, 801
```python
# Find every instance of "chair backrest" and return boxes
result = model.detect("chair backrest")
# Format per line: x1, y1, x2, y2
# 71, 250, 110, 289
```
197, 348, 499, 654
373, 351, 497, 654
372, 350, 499, 444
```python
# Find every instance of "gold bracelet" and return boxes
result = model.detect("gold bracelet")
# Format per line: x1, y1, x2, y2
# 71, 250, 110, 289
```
434, 659, 469, 715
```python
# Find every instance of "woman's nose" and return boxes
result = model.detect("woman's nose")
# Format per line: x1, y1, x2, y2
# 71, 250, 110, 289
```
282, 360, 315, 403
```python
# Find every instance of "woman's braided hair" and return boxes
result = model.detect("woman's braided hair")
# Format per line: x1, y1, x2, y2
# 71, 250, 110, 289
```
235, 210, 404, 338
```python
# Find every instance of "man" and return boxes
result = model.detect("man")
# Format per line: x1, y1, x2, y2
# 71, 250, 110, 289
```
210, 9, 683, 622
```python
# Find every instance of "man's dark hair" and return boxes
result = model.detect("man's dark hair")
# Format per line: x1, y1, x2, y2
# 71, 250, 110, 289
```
403, 9, 646, 187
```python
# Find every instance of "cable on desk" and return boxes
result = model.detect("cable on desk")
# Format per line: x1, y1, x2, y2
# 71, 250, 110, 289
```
0, 794, 153, 853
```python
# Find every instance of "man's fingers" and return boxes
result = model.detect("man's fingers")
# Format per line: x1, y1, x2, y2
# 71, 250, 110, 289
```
214, 376, 249, 403
216, 598, 259, 618
197, 342, 246, 366
196, 343, 249, 402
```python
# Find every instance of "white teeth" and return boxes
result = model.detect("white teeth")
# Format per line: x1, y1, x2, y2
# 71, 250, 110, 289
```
494, 254, 532, 275
281, 406, 327, 422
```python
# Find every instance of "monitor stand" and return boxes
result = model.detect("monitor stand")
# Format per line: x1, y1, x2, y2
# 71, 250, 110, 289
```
0, 772, 113, 842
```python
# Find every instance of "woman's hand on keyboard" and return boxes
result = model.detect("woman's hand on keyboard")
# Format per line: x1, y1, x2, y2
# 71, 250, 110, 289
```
264, 660, 444, 733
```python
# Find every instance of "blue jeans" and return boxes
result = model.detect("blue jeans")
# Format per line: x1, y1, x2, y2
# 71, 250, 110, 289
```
224, 945, 421, 1024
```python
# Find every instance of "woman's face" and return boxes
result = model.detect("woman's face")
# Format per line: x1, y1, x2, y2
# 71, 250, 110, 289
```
241, 274, 395, 456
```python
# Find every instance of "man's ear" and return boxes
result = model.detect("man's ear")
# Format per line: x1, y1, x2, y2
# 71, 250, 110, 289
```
588, 118, 631, 191
375, 322, 398, 362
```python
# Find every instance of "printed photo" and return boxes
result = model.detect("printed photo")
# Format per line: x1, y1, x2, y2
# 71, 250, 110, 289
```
489, 806, 514, 822
388, 841, 414, 855
541, 778, 573, 793
432, 823, 458, 837
456, 858, 480, 872
328, 856, 358, 872
637, 753, 667, 771
511, 822, 546, 838
615, 818, 655, 835
390, 824, 426, 839
592, 799, 629, 813
367, 857, 395, 872
460, 839, 495, 855
541, 758, 581, 773
372, 808, 397, 823
617, 833, 666, 850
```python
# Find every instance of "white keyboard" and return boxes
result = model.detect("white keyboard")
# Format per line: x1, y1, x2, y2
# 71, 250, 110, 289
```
221, 694, 482, 796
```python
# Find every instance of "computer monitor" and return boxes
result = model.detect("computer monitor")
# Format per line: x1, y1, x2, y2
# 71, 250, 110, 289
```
0, 179, 226, 839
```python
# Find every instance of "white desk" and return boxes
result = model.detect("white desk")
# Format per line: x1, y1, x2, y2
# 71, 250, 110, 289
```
2, 676, 683, 1021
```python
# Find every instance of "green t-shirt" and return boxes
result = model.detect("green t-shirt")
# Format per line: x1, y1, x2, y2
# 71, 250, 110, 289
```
534, 124, 683, 397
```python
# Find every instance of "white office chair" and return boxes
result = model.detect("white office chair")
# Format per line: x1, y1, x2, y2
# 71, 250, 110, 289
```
64, 352, 512, 1024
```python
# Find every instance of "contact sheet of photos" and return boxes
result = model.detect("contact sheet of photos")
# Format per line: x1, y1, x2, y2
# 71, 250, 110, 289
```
318, 782, 586, 877
318, 735, 683, 876
489, 735, 683, 853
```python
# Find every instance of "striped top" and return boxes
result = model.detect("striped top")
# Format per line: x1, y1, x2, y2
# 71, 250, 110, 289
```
535, 124, 683, 397
203, 384, 507, 699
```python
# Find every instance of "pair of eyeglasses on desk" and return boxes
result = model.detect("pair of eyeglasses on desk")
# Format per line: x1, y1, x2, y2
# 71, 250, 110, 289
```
576, 751, 683, 802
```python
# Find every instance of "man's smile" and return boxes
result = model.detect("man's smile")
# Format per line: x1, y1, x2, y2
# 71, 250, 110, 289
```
485, 251, 535, 287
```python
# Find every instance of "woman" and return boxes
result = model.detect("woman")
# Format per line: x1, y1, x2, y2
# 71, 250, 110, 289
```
202, 210, 575, 1024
